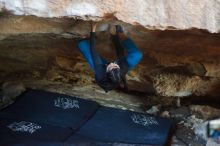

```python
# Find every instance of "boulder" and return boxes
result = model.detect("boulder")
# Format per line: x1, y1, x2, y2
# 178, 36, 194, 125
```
0, 0, 220, 33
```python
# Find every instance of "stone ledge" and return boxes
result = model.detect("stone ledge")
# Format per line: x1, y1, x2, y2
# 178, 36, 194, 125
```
0, 0, 220, 33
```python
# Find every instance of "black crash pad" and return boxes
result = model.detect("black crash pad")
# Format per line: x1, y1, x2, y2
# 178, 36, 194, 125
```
0, 140, 62, 146
65, 107, 172, 146
0, 89, 100, 129
0, 118, 72, 146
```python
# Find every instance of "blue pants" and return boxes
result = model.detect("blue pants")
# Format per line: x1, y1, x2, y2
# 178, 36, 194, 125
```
77, 36, 142, 73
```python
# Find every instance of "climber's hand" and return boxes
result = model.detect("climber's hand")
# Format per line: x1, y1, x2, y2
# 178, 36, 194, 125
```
91, 22, 97, 32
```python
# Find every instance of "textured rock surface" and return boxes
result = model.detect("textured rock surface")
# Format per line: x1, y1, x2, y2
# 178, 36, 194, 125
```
1, 0, 220, 33
1, 17, 220, 98
190, 105, 220, 120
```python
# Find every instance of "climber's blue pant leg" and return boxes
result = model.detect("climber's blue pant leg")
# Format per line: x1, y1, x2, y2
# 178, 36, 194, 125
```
77, 38, 107, 81
122, 39, 142, 71
77, 37, 142, 77
77, 39, 95, 70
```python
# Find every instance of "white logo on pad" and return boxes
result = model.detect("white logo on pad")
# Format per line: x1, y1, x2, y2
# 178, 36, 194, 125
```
7, 121, 41, 134
131, 114, 159, 127
54, 97, 79, 109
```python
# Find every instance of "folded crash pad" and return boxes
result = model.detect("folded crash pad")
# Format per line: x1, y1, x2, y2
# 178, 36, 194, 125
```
0, 118, 72, 146
0, 89, 100, 129
66, 107, 172, 146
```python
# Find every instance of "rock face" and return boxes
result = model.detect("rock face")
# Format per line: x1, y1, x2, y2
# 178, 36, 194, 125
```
1, 28, 220, 98
0, 1, 220, 98
1, 3, 220, 145
0, 0, 220, 33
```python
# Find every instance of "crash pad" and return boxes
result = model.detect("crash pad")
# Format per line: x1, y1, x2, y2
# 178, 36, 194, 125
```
0, 89, 100, 129
0, 118, 71, 146
0, 140, 62, 146
65, 106, 172, 146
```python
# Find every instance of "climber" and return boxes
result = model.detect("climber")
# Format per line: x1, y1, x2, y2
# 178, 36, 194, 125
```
77, 22, 142, 92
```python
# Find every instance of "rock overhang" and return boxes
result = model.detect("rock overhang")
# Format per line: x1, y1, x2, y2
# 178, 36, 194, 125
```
0, 0, 220, 33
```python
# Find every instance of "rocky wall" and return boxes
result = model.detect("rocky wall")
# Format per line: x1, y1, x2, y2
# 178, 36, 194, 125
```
0, 0, 220, 33
0, 15, 220, 98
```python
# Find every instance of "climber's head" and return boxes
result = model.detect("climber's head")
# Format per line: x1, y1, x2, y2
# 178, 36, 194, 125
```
106, 62, 121, 85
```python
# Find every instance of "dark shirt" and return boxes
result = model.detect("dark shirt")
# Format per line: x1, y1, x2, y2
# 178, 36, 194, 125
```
96, 58, 129, 92
90, 32, 130, 92
78, 31, 142, 92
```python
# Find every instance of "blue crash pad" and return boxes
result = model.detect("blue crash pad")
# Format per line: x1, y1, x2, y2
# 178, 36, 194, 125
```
66, 107, 172, 146
0, 118, 72, 146
1, 140, 63, 146
0, 89, 100, 129
0, 140, 62, 146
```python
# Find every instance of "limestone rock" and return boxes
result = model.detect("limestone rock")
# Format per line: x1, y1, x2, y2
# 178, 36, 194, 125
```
152, 73, 220, 97
175, 124, 204, 146
190, 105, 220, 120
2, 81, 26, 100
55, 56, 76, 72
194, 121, 209, 144
0, 0, 220, 33
170, 106, 191, 121
171, 136, 187, 146
160, 111, 170, 118
1, 81, 26, 109
206, 139, 220, 146
146, 105, 160, 115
